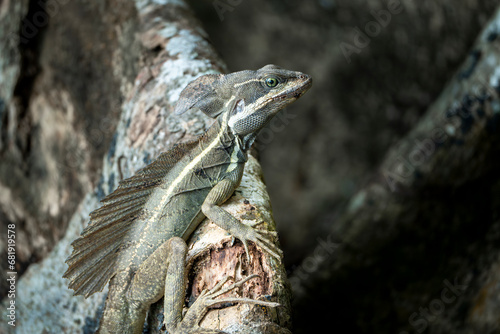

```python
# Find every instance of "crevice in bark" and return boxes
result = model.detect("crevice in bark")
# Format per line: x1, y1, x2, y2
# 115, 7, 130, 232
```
0, 96, 6, 152
11, 0, 47, 158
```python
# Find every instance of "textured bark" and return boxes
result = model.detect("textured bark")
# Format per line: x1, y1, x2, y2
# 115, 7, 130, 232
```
291, 6, 500, 334
0, 0, 290, 333
0, 0, 132, 299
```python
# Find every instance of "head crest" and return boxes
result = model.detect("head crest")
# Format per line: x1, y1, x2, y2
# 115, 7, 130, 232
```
174, 74, 226, 118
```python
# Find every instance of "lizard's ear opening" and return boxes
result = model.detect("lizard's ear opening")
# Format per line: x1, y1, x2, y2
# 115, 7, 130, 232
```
174, 73, 226, 119
232, 99, 245, 115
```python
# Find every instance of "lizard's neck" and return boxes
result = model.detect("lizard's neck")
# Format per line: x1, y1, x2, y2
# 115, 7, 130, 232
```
205, 116, 249, 163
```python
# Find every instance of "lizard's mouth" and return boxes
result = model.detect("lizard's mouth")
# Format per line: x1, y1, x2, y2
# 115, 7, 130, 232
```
272, 76, 312, 101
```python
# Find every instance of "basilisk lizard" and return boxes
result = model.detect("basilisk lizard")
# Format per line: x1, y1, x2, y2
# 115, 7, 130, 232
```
63, 64, 312, 333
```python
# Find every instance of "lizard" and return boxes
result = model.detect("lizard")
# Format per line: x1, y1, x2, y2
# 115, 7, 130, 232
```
63, 64, 312, 333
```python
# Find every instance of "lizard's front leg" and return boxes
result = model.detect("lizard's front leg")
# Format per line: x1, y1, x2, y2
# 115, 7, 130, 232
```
201, 177, 283, 261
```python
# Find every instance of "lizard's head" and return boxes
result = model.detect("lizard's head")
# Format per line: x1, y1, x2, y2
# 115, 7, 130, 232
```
175, 64, 312, 146
226, 64, 312, 138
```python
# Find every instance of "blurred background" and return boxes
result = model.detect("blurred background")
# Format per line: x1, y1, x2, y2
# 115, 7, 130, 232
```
1, 0, 500, 333
188, 0, 498, 266
187, 2, 500, 332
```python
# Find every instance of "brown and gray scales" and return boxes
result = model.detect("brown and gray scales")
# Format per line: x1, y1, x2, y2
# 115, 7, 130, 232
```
63, 65, 312, 333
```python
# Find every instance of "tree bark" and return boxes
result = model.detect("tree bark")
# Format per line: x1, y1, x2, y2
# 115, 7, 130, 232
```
291, 5, 500, 334
0, 0, 290, 333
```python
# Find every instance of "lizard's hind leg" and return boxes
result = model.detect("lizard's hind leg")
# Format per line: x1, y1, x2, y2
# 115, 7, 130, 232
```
132, 237, 279, 333
98, 237, 187, 334
127, 237, 188, 333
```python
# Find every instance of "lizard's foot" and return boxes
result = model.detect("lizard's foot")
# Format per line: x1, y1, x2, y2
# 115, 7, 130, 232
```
231, 220, 283, 262
199, 274, 279, 308
165, 274, 279, 334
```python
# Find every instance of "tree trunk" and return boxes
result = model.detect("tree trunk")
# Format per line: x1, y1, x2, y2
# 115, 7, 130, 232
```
0, 0, 290, 333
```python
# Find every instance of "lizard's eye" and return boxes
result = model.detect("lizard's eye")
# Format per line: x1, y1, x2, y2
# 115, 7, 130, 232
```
265, 77, 279, 88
